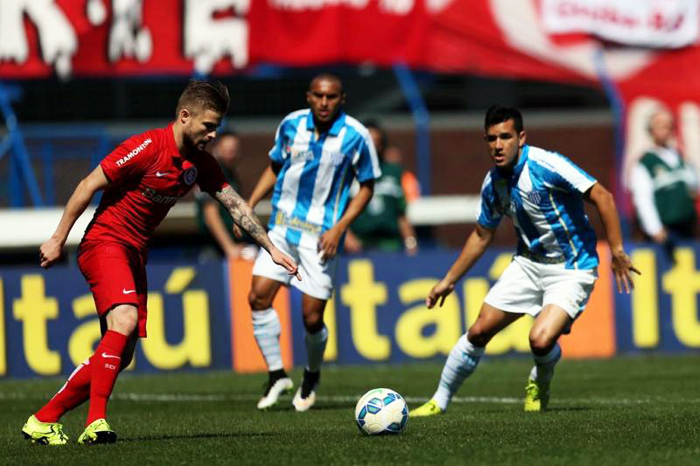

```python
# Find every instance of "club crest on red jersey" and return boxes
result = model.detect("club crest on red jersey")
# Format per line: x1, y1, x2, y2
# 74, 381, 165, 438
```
182, 166, 198, 185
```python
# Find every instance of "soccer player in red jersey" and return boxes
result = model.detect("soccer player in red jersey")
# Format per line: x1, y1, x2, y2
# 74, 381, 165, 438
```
21, 80, 299, 446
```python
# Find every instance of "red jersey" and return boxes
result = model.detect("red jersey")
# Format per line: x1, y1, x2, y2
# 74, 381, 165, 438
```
82, 124, 228, 252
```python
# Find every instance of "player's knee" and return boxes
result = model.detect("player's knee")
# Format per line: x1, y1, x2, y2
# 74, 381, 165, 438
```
109, 305, 138, 335
529, 331, 555, 354
248, 290, 273, 310
466, 326, 492, 347
303, 313, 324, 333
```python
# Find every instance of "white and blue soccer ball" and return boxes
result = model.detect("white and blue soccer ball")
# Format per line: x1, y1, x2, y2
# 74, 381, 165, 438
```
354, 388, 409, 435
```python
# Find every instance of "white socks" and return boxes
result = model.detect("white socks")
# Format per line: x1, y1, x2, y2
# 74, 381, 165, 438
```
433, 335, 484, 411
304, 325, 328, 373
529, 343, 562, 384
431, 337, 562, 412
252, 308, 283, 371
253, 309, 329, 374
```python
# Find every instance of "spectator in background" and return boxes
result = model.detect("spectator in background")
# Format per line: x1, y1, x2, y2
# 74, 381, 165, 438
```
384, 145, 421, 203
345, 121, 418, 255
630, 110, 697, 257
196, 129, 254, 260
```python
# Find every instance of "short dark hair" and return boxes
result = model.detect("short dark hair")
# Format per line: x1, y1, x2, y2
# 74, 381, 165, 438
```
484, 105, 524, 133
309, 73, 344, 94
176, 80, 230, 117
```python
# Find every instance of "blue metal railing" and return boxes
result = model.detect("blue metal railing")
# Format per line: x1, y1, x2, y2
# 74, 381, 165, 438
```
0, 122, 115, 207
594, 48, 629, 236
0, 82, 45, 207
392, 64, 432, 196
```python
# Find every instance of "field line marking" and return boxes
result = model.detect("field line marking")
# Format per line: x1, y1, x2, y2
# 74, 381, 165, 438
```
1, 391, 698, 405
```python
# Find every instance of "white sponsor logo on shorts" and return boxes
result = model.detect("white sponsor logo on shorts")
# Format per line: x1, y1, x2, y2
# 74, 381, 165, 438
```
123, 288, 136, 294
102, 353, 121, 360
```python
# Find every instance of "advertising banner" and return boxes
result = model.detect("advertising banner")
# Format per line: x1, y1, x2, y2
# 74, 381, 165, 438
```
541, 0, 699, 48
2, 242, 699, 378
0, 262, 231, 378
289, 244, 617, 367
616, 244, 700, 353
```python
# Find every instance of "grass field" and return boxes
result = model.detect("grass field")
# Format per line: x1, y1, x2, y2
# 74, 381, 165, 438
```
2, 355, 699, 465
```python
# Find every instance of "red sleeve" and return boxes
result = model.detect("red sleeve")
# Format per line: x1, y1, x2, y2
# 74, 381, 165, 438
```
196, 151, 230, 196
100, 132, 155, 184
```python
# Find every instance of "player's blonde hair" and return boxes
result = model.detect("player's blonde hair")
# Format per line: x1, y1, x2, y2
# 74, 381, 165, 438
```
176, 80, 230, 117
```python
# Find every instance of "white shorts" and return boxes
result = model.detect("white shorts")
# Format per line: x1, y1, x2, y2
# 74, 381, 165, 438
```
483, 255, 597, 320
252, 230, 339, 301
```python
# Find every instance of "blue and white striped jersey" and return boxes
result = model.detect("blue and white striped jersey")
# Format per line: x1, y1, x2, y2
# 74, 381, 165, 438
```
476, 145, 599, 270
268, 109, 382, 248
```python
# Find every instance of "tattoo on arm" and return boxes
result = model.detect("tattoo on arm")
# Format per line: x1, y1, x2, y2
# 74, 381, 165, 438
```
216, 186, 274, 251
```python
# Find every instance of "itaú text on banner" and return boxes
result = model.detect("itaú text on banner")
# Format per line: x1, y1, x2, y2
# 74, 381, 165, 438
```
541, 0, 699, 48
0, 263, 232, 378
2, 243, 699, 379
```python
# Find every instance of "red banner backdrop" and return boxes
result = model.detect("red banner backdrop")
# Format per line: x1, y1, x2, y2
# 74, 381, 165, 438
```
0, 0, 190, 78
0, 0, 697, 187
247, 0, 432, 68
0, 0, 695, 83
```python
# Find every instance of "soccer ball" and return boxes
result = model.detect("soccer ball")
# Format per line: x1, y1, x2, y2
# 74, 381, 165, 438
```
354, 388, 409, 435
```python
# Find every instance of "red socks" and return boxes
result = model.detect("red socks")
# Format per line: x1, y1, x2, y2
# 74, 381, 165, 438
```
35, 359, 92, 423
86, 330, 128, 425
34, 330, 129, 425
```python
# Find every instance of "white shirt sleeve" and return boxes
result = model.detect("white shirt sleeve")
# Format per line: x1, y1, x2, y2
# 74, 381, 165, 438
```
550, 156, 597, 193
630, 163, 664, 237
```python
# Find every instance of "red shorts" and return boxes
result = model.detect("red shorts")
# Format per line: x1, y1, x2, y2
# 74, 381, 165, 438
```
78, 240, 148, 337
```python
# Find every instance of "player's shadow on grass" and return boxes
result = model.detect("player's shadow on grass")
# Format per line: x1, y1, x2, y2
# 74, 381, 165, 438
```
122, 432, 275, 442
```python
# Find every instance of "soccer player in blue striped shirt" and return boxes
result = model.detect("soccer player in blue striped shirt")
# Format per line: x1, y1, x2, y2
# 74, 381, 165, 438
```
411, 105, 640, 416
243, 74, 381, 411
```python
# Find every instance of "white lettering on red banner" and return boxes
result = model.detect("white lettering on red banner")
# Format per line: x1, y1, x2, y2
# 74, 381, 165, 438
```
0, 0, 77, 78
184, 0, 249, 74
270, 0, 369, 11
379, 0, 414, 15
87, 0, 153, 63
426, 0, 455, 13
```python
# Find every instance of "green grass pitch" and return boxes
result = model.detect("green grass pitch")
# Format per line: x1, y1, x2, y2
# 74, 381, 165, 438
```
2, 355, 699, 465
